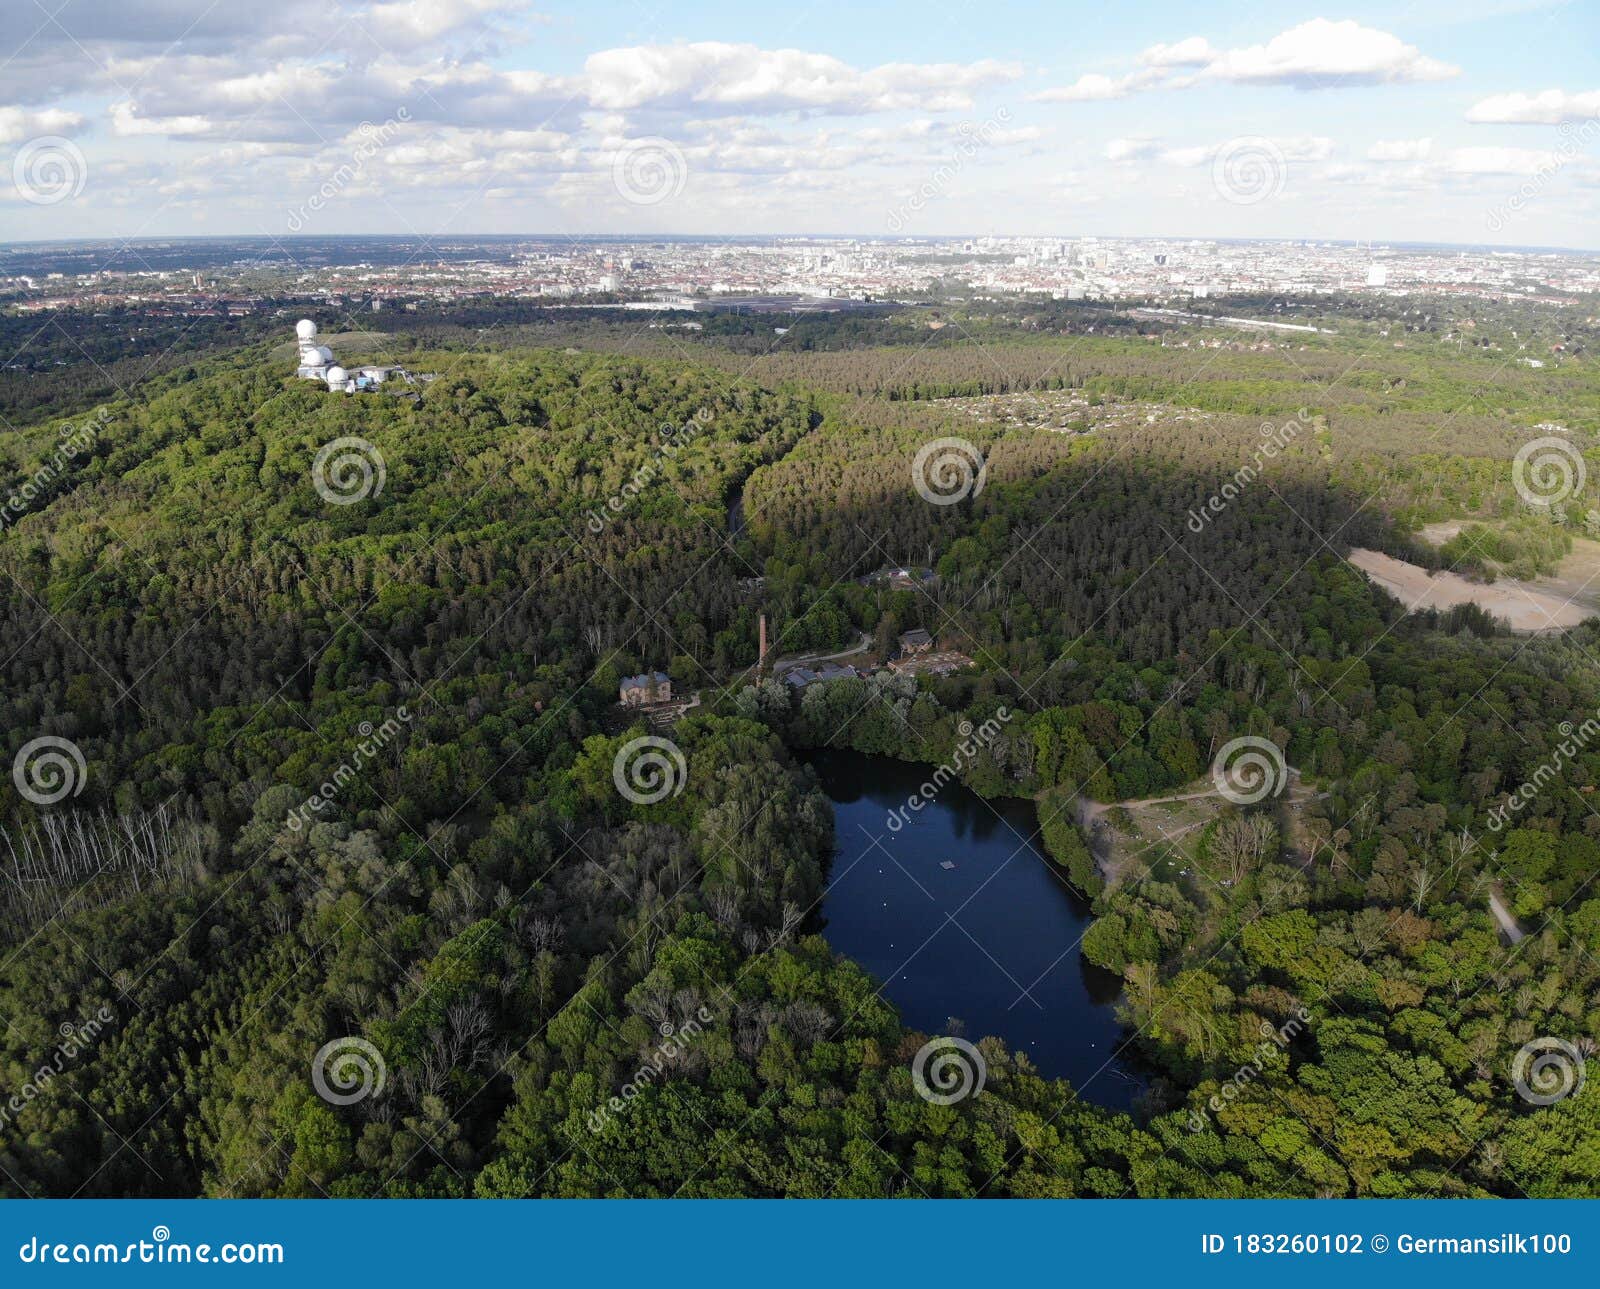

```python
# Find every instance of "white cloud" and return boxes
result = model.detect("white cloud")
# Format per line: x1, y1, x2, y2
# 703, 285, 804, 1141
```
0, 106, 86, 144
1202, 19, 1457, 87
1368, 137, 1433, 161
581, 42, 1021, 114
1036, 20, 1455, 108
1441, 146, 1563, 175
1104, 136, 1161, 163
1033, 70, 1163, 103
1140, 37, 1215, 68
1466, 89, 1600, 124
111, 101, 211, 137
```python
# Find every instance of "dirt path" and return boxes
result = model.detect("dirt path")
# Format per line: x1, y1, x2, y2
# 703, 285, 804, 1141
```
1488, 885, 1526, 944
773, 632, 874, 673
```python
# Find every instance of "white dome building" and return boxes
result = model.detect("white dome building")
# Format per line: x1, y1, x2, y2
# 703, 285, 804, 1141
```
294, 321, 334, 380
325, 365, 350, 391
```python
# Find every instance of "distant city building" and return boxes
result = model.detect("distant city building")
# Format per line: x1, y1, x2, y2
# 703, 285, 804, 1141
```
620, 672, 672, 706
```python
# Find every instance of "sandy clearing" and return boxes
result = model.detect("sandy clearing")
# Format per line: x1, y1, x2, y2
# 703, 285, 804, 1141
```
1348, 548, 1595, 633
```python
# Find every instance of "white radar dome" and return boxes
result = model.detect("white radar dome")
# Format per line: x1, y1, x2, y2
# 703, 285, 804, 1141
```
325, 366, 348, 386
296, 319, 318, 341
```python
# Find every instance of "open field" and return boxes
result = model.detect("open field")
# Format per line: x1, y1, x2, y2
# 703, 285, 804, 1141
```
1348, 546, 1600, 633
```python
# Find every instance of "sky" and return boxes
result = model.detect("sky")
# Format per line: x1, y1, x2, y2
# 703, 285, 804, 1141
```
0, 0, 1596, 247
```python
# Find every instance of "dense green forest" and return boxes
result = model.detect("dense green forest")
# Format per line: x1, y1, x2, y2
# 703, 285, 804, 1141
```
1, 297, 1598, 1198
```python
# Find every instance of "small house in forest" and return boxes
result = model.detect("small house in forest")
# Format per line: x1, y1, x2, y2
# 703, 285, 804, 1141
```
620, 672, 672, 706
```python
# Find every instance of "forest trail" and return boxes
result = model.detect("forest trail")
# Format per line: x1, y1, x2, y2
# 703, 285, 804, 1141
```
1488, 885, 1526, 943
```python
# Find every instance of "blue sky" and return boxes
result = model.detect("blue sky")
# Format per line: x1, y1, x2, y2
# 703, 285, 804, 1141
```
0, 0, 1595, 245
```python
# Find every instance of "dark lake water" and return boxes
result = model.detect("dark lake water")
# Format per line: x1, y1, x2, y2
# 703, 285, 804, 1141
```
807, 747, 1148, 1112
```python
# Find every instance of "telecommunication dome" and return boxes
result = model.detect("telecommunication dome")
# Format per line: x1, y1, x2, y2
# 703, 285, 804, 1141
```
325, 366, 348, 386
316, 345, 334, 364
296, 319, 318, 341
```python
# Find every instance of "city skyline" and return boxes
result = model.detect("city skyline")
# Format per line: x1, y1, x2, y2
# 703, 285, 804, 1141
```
0, 1, 1595, 248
